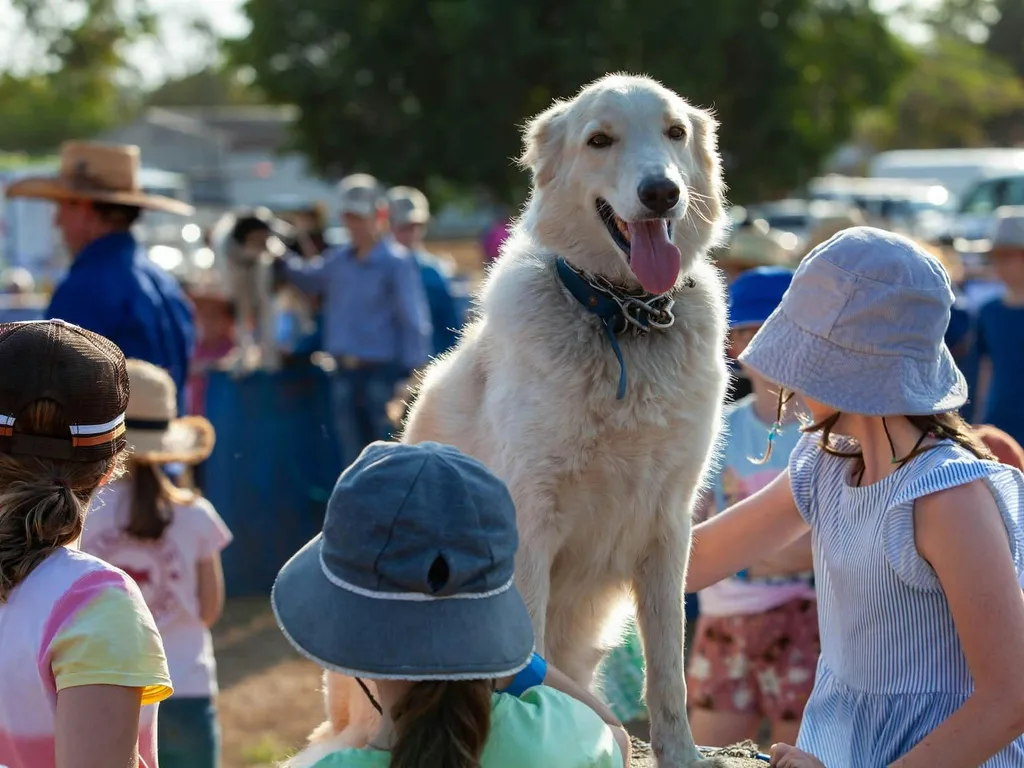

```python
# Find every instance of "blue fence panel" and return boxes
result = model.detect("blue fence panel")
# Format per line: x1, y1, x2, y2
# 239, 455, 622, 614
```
204, 366, 341, 596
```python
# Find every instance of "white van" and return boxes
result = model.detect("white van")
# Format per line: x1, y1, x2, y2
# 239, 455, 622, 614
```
868, 148, 1024, 199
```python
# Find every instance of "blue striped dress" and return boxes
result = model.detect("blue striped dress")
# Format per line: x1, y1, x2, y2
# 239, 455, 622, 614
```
789, 433, 1024, 767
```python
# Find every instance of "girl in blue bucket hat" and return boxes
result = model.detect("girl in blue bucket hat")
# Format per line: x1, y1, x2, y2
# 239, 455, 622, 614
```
686, 267, 820, 751
271, 441, 630, 768
686, 228, 1024, 768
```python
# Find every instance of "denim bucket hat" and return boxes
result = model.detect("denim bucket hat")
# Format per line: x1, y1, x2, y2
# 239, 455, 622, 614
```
272, 441, 534, 680
728, 266, 794, 329
740, 226, 967, 416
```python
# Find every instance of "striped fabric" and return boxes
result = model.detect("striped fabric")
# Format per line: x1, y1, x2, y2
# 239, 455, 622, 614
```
789, 433, 1024, 767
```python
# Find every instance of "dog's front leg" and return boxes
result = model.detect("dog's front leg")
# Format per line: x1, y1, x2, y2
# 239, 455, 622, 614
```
634, 528, 721, 768
513, 537, 553, 656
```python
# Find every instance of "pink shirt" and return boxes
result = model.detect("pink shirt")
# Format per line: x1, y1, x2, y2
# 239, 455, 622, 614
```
81, 481, 232, 697
0, 547, 172, 768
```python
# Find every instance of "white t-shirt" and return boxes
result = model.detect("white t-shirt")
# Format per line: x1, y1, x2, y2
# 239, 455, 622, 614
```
81, 480, 232, 698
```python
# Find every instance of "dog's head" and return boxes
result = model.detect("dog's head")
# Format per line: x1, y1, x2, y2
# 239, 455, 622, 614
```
518, 74, 727, 294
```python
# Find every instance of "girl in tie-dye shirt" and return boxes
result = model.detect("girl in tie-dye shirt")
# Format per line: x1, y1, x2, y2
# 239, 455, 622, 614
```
0, 320, 172, 768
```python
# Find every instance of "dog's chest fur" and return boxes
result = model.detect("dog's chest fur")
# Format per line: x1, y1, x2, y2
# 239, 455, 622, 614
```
479, 247, 728, 557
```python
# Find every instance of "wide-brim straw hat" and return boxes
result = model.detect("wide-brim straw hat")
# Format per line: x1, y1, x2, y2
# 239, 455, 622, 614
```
125, 359, 214, 464
4, 141, 194, 216
720, 227, 797, 269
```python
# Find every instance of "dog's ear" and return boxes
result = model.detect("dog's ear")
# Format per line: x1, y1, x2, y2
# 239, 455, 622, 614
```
688, 106, 727, 231
519, 101, 569, 188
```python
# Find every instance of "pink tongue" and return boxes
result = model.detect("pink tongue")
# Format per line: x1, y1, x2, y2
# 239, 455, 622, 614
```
627, 220, 681, 294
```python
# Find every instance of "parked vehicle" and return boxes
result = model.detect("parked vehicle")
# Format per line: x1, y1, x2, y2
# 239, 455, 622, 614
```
807, 175, 954, 239
868, 148, 1024, 199
948, 173, 1024, 243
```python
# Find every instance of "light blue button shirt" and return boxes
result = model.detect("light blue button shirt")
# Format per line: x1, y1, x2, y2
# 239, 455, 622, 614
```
283, 238, 432, 372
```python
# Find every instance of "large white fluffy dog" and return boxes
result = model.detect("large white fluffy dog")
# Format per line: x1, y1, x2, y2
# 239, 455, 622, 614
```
300, 74, 731, 768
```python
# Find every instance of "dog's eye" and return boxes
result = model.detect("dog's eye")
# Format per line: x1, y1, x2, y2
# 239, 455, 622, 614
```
587, 133, 615, 149
667, 125, 687, 141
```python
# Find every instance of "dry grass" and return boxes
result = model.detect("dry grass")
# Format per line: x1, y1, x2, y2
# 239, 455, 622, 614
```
214, 597, 323, 768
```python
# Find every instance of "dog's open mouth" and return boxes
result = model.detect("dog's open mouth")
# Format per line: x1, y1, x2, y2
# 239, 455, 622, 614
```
596, 198, 681, 295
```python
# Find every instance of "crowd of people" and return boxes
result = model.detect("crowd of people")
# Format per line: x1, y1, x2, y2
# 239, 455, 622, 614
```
0, 135, 1023, 768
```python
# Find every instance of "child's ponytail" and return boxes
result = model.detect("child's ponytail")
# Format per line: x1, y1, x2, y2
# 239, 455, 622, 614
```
0, 400, 124, 602
389, 679, 493, 768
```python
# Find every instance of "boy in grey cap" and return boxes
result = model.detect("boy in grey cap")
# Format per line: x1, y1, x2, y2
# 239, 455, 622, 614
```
971, 206, 1024, 446
278, 174, 432, 468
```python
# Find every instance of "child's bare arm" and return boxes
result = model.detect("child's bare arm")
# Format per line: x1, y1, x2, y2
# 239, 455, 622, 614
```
55, 685, 142, 768
688, 469, 808, 592
197, 554, 226, 628
890, 480, 1024, 767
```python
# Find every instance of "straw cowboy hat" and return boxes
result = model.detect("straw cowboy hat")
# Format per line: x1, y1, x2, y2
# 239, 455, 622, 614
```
125, 359, 214, 464
795, 210, 866, 261
4, 141, 194, 216
719, 226, 797, 270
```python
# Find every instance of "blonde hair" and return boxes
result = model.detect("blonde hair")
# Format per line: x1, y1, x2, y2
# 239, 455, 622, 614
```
0, 400, 125, 602
917, 240, 965, 285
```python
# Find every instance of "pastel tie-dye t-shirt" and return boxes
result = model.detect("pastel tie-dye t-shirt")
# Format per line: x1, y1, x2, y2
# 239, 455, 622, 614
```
0, 546, 172, 768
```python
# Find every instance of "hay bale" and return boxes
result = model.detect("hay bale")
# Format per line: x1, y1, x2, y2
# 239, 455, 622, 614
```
629, 738, 767, 767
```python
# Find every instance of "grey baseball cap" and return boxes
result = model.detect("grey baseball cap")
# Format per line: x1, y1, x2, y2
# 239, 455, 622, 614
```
338, 174, 386, 218
271, 441, 535, 680
989, 206, 1024, 252
387, 186, 431, 227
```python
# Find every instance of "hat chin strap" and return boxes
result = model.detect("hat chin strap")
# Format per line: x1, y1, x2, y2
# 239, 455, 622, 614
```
356, 677, 383, 715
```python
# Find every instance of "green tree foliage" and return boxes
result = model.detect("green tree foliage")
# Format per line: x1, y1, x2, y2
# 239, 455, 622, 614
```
147, 66, 266, 108
985, 0, 1024, 78
231, 0, 909, 203
874, 0, 1024, 147
0, 0, 154, 153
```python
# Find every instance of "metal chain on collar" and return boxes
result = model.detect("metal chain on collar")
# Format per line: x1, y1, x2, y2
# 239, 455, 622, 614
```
564, 261, 678, 334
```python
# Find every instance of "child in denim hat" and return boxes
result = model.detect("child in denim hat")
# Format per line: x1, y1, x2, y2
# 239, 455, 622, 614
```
685, 228, 1024, 767
687, 267, 819, 751
272, 441, 629, 768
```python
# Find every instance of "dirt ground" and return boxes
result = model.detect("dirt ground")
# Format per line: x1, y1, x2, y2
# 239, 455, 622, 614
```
215, 597, 323, 768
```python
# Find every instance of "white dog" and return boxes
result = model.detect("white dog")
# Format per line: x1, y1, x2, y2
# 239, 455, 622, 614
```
302, 74, 730, 768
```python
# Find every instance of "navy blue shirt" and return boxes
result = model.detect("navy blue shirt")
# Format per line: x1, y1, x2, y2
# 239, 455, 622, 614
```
973, 297, 1024, 445
283, 238, 431, 372
413, 249, 466, 357
47, 232, 195, 415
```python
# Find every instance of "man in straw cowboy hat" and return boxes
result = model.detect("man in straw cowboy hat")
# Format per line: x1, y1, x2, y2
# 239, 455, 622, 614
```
5, 141, 196, 416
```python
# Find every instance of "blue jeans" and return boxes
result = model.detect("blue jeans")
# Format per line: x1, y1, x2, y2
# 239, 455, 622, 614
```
332, 365, 403, 469
157, 696, 219, 768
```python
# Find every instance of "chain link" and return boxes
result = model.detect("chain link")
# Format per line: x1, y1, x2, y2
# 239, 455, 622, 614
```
564, 262, 677, 334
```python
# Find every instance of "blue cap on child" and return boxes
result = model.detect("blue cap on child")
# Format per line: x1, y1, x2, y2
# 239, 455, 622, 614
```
728, 266, 794, 330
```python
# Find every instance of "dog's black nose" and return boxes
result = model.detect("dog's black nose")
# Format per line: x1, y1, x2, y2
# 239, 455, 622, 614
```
637, 176, 680, 215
